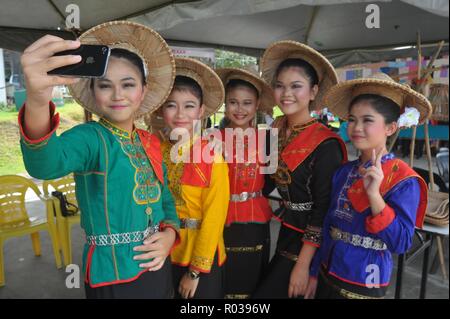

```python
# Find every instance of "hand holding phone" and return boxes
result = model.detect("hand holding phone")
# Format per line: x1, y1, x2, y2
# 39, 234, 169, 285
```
20, 35, 83, 139
47, 44, 110, 78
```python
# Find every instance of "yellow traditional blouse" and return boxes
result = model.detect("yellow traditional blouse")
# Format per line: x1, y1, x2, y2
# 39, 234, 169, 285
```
162, 139, 229, 273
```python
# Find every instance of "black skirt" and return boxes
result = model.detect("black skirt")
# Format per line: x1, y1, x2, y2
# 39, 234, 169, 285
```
315, 266, 387, 299
172, 253, 224, 299
252, 224, 304, 299
84, 257, 174, 299
223, 222, 271, 299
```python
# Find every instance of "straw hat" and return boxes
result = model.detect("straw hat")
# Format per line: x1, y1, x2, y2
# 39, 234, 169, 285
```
215, 67, 275, 113
68, 20, 175, 118
260, 40, 338, 110
324, 72, 432, 124
145, 57, 225, 132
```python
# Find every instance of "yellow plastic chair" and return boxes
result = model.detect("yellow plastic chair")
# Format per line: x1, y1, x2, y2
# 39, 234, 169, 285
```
0, 175, 62, 287
43, 175, 80, 266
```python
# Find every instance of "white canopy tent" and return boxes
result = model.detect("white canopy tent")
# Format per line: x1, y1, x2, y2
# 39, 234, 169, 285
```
0, 0, 448, 66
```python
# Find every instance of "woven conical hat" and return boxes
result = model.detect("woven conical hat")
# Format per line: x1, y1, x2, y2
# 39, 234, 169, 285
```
68, 20, 175, 118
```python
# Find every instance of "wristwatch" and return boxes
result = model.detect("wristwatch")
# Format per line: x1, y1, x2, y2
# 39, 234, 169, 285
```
187, 270, 200, 280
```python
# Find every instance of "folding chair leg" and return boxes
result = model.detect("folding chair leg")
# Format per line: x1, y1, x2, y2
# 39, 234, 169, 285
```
436, 236, 448, 281
0, 239, 4, 287
30, 232, 41, 256
58, 221, 70, 266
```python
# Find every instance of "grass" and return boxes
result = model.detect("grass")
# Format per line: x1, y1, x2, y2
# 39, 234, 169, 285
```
0, 102, 84, 176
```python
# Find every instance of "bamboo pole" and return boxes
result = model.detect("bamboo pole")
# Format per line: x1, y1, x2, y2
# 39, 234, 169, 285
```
424, 121, 435, 190
409, 126, 417, 167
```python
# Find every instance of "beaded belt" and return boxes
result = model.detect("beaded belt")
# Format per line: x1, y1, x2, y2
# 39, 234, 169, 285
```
230, 191, 262, 202
180, 218, 202, 229
284, 201, 313, 212
86, 224, 160, 247
330, 227, 387, 251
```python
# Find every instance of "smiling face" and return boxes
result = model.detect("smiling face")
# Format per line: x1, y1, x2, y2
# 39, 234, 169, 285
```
347, 100, 398, 153
225, 85, 259, 129
93, 56, 146, 130
273, 66, 318, 120
161, 89, 204, 135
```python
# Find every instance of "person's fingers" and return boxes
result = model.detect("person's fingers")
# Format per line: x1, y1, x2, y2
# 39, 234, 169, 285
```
133, 242, 161, 253
146, 257, 165, 271
363, 171, 379, 181
38, 75, 80, 87
35, 40, 81, 59
135, 250, 161, 262
365, 167, 383, 178
24, 35, 68, 53
371, 149, 376, 166
44, 55, 82, 73
376, 148, 384, 169
143, 232, 164, 245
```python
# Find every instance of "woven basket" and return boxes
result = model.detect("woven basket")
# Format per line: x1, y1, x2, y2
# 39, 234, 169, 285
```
425, 190, 449, 226
429, 84, 449, 122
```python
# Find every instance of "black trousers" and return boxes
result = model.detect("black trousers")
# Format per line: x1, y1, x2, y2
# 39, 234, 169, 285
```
253, 225, 304, 299
223, 223, 270, 299
172, 254, 224, 299
84, 258, 174, 299
315, 266, 387, 299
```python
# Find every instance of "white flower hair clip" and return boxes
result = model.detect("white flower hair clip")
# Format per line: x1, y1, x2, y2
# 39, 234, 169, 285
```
397, 107, 420, 128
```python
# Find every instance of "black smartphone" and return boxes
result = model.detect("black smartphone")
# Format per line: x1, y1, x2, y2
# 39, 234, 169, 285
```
48, 44, 110, 78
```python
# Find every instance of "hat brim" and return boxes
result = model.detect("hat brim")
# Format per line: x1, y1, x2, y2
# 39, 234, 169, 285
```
68, 21, 175, 118
145, 57, 225, 132
325, 78, 432, 125
261, 40, 338, 111
215, 67, 275, 114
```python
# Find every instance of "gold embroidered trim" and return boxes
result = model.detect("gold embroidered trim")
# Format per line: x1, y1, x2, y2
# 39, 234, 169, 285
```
226, 244, 263, 253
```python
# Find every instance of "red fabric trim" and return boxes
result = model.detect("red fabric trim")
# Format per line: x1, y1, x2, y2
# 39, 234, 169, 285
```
137, 129, 164, 184
181, 140, 213, 187
159, 223, 181, 254
302, 240, 320, 248
282, 122, 347, 172
282, 222, 305, 234
347, 159, 428, 228
84, 244, 96, 284
365, 204, 396, 234
88, 269, 149, 288
217, 244, 227, 267
328, 271, 390, 288
18, 101, 60, 144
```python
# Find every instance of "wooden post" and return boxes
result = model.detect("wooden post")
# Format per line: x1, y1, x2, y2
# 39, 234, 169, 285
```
388, 130, 400, 153
409, 126, 417, 167
424, 121, 435, 191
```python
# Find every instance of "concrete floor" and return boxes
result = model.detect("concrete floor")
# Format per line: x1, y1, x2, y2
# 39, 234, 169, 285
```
1, 145, 448, 299
0, 202, 448, 299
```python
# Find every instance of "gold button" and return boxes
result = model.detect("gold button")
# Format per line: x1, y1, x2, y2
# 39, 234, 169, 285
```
145, 207, 152, 215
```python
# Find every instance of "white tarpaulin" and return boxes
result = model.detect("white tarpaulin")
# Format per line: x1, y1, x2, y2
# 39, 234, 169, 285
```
0, 0, 448, 66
